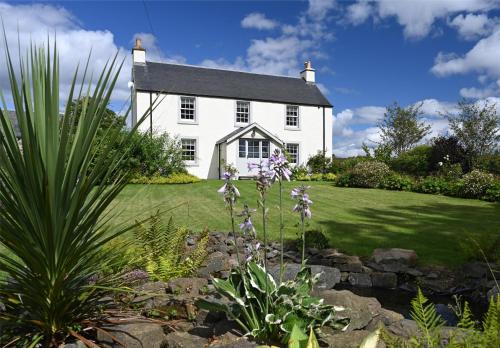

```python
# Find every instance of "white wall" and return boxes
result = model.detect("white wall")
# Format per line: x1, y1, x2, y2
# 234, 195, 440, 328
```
135, 91, 332, 179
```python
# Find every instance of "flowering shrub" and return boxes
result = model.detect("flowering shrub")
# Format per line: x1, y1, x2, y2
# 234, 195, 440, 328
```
379, 173, 414, 191
456, 170, 494, 199
291, 164, 309, 179
130, 173, 200, 184
348, 161, 391, 188
390, 145, 432, 177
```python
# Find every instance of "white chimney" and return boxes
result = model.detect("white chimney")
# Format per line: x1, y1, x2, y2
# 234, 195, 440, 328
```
300, 59, 315, 84
132, 38, 146, 64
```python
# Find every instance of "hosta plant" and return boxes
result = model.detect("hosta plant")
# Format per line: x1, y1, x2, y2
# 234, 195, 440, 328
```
0, 42, 149, 346
197, 262, 349, 344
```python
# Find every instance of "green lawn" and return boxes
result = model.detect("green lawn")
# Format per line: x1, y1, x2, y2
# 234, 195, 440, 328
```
112, 180, 500, 267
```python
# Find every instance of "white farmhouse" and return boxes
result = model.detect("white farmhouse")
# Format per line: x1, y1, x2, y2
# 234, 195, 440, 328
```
131, 39, 333, 179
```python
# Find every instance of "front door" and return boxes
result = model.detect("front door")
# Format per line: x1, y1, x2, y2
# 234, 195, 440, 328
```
236, 138, 270, 176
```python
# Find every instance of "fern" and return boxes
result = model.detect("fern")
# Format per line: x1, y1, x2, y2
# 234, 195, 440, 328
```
135, 212, 208, 281
410, 288, 445, 348
482, 295, 500, 346
456, 301, 476, 330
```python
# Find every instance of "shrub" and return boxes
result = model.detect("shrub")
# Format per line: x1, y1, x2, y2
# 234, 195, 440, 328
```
413, 176, 451, 195
293, 229, 330, 250
484, 181, 500, 202
379, 173, 414, 191
457, 170, 494, 199
130, 173, 200, 184
390, 145, 432, 177
323, 172, 337, 181
349, 161, 391, 188
291, 164, 309, 179
134, 213, 209, 281
477, 153, 500, 175
437, 162, 463, 181
335, 173, 352, 187
0, 43, 143, 344
306, 151, 332, 173
309, 173, 324, 181
429, 135, 467, 172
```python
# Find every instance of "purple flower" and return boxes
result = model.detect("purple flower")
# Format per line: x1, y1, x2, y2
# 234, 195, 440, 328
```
291, 185, 313, 219
218, 165, 240, 205
237, 204, 257, 237
268, 149, 291, 182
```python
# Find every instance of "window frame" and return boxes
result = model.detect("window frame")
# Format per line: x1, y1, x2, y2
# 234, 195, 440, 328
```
285, 105, 300, 130
285, 142, 300, 165
180, 137, 199, 166
178, 96, 198, 124
235, 100, 251, 126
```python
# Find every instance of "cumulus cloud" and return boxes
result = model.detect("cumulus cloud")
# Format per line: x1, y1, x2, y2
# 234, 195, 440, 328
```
200, 0, 334, 77
346, 1, 373, 25
448, 13, 496, 40
241, 13, 278, 30
132, 33, 186, 64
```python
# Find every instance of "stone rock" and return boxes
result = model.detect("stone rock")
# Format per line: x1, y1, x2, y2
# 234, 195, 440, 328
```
321, 330, 386, 348
386, 319, 418, 339
208, 332, 258, 348
404, 268, 423, 277
163, 331, 208, 348
366, 308, 404, 331
371, 248, 417, 273
266, 249, 279, 259
316, 289, 382, 331
134, 281, 168, 294
348, 272, 372, 287
330, 253, 363, 273
460, 262, 489, 279
371, 272, 398, 289
269, 263, 341, 289
167, 277, 208, 296
487, 286, 499, 301
97, 322, 168, 348
61, 341, 86, 348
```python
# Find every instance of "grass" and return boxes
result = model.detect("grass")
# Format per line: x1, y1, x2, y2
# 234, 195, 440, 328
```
110, 180, 500, 267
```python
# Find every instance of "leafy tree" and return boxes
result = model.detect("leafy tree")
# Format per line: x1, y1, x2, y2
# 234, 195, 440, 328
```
378, 102, 431, 156
446, 100, 500, 169
429, 135, 467, 171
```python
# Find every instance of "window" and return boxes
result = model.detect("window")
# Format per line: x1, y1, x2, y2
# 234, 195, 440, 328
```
286, 143, 299, 164
180, 96, 196, 121
261, 140, 269, 158
286, 105, 299, 128
236, 101, 250, 124
181, 138, 197, 162
247, 140, 260, 158
239, 139, 246, 158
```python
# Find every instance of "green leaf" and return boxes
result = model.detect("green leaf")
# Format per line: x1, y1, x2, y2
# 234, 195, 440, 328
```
212, 278, 246, 306
306, 328, 320, 348
247, 261, 276, 293
287, 324, 308, 348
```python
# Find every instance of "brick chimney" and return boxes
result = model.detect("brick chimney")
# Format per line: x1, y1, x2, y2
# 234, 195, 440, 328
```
132, 38, 146, 64
300, 59, 315, 84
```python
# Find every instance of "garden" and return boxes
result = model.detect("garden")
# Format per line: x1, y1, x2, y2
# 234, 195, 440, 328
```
0, 43, 499, 348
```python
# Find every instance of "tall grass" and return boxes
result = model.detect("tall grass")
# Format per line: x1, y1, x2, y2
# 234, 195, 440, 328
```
0, 41, 146, 346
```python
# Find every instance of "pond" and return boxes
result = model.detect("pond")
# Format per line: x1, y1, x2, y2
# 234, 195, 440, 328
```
336, 284, 489, 326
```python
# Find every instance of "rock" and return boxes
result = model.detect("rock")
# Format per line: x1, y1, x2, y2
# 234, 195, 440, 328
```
320, 330, 386, 348
60, 341, 86, 348
266, 249, 279, 259
316, 289, 382, 331
330, 253, 363, 273
97, 322, 168, 348
163, 331, 208, 348
460, 262, 489, 279
404, 268, 423, 277
167, 278, 208, 296
187, 237, 196, 246
487, 286, 499, 301
269, 263, 341, 289
371, 272, 398, 289
348, 273, 372, 287
386, 319, 418, 339
208, 332, 258, 348
371, 248, 417, 273
134, 281, 168, 294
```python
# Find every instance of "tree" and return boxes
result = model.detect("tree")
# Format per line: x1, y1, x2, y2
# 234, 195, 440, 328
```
447, 100, 500, 169
378, 102, 431, 156
429, 135, 466, 172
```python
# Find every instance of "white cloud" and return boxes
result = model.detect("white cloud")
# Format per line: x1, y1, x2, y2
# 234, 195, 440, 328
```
460, 85, 500, 98
132, 33, 186, 64
448, 13, 496, 40
241, 13, 278, 30
200, 0, 335, 80
431, 27, 500, 78
346, 1, 373, 25
307, 0, 336, 21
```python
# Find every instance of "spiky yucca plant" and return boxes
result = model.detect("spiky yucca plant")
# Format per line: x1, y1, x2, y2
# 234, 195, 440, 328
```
135, 212, 209, 281
0, 41, 147, 346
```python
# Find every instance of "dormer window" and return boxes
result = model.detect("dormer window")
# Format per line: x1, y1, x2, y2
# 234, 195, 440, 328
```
236, 101, 250, 125
285, 105, 299, 129
179, 96, 196, 123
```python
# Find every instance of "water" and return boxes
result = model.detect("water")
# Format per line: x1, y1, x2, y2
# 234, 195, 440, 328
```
336, 284, 489, 325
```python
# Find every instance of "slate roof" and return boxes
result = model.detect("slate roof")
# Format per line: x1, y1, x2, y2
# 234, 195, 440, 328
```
216, 123, 283, 144
133, 62, 332, 107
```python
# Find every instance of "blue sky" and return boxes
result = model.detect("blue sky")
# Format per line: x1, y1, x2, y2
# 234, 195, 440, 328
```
1, 0, 500, 156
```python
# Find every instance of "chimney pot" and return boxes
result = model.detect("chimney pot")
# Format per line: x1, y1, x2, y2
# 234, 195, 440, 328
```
132, 37, 146, 64
300, 59, 315, 84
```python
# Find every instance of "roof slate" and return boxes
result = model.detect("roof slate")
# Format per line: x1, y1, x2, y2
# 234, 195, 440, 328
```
133, 62, 332, 107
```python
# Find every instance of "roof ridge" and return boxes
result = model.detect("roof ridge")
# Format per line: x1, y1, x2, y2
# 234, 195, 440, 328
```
143, 61, 303, 80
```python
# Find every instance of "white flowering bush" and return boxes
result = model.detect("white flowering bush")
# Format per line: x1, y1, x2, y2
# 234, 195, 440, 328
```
457, 170, 494, 199
349, 161, 391, 188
